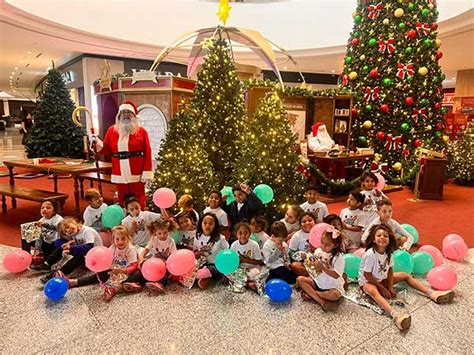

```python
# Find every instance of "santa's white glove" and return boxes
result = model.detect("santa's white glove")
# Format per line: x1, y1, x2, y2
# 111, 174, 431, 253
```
141, 171, 154, 184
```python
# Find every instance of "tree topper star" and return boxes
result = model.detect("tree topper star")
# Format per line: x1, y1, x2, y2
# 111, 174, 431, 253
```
217, 0, 231, 25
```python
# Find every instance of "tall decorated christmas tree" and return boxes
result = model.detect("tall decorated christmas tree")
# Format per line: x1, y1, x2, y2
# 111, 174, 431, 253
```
447, 122, 474, 185
341, 0, 446, 176
26, 68, 84, 158
234, 91, 305, 220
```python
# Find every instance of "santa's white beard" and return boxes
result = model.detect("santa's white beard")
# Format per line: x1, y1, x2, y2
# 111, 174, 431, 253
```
116, 117, 139, 135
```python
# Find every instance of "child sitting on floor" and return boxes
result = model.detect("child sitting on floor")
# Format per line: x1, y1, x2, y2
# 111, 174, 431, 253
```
299, 184, 329, 222
250, 215, 269, 249
289, 212, 317, 276
82, 188, 108, 233
340, 191, 367, 252
359, 224, 454, 331
280, 205, 304, 240
361, 199, 414, 250
174, 211, 197, 249
297, 225, 345, 312
177, 194, 199, 223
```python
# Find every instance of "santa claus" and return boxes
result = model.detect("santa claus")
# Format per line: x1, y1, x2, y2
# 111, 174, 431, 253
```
308, 122, 337, 153
93, 101, 153, 208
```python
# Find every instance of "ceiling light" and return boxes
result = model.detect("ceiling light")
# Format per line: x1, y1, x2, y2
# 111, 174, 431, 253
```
331, 69, 336, 73
19, 60, 23, 63
27, 51, 31, 54
451, 77, 455, 80
14, 67, 18, 70
11, 71, 15, 75
9, 76, 13, 79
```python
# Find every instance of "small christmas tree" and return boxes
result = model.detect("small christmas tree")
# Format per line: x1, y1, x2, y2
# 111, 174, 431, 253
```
447, 122, 474, 185
342, 0, 446, 176
234, 91, 305, 220
25, 68, 84, 158
151, 109, 218, 211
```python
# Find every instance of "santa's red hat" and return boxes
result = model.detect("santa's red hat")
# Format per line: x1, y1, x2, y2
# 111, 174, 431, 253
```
118, 100, 138, 116
311, 122, 325, 137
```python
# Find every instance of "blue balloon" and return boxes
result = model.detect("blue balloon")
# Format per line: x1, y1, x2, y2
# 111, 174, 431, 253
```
44, 277, 69, 301
265, 278, 292, 302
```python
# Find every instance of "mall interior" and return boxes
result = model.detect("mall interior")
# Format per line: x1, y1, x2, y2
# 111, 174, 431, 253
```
0, 0, 472, 353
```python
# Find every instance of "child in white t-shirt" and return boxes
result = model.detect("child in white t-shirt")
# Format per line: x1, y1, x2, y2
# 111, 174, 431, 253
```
121, 195, 161, 247
359, 171, 388, 225
203, 190, 229, 233
175, 211, 197, 249
250, 216, 269, 249
299, 184, 329, 222
289, 212, 317, 276
296, 225, 345, 312
279, 205, 304, 240
359, 224, 454, 331
82, 188, 107, 233
340, 191, 368, 252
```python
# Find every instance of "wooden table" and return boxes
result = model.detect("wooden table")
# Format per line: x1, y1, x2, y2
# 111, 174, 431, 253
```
309, 153, 374, 195
3, 157, 112, 218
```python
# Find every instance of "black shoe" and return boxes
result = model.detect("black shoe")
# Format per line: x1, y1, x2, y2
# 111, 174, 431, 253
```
30, 262, 51, 272
40, 272, 54, 284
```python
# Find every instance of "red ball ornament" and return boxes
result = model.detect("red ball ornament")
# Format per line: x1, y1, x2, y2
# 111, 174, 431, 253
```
352, 107, 359, 116
407, 29, 417, 39
414, 139, 422, 147
369, 69, 379, 78
380, 104, 390, 113
436, 122, 443, 131
376, 131, 386, 140
351, 38, 359, 46
403, 149, 410, 156
405, 97, 414, 106
432, 22, 438, 30
436, 51, 443, 60
434, 102, 442, 110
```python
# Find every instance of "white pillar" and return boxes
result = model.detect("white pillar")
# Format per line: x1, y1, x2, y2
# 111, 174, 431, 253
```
2, 99, 9, 116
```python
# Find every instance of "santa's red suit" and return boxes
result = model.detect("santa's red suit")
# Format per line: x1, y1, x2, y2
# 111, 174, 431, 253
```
96, 101, 153, 208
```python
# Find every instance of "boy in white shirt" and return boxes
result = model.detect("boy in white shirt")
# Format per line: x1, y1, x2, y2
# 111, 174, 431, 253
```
83, 188, 108, 233
202, 190, 229, 232
299, 184, 329, 222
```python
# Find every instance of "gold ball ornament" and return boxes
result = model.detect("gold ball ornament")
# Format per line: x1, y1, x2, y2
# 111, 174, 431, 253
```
428, 3, 434, 10
349, 71, 358, 80
362, 120, 373, 129
436, 39, 442, 48
360, 54, 366, 61
394, 8, 404, 17
443, 135, 449, 142
418, 67, 428, 76
374, 153, 381, 162
383, 18, 390, 25
393, 162, 402, 171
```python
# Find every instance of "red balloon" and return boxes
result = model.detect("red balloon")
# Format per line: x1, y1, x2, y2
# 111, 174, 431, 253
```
352, 107, 359, 117
141, 258, 166, 282
405, 97, 414, 106
436, 51, 443, 60
431, 22, 438, 30
407, 29, 417, 39
351, 38, 359, 46
369, 69, 379, 78
166, 249, 196, 276
376, 131, 386, 140
414, 139, 422, 147
3, 250, 32, 273
380, 104, 389, 113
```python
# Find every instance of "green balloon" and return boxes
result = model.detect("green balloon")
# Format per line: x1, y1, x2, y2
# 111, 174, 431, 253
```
250, 234, 259, 243
215, 249, 240, 275
344, 253, 361, 279
354, 15, 362, 24
220, 186, 234, 205
170, 231, 181, 244
366, 104, 373, 111
412, 251, 434, 274
393, 250, 414, 273
102, 205, 124, 229
408, 3, 415, 11
345, 56, 353, 64
254, 184, 274, 204
383, 78, 392, 87
401, 122, 410, 131
362, 65, 370, 72
368, 38, 377, 47
405, 47, 413, 55
424, 39, 432, 47
401, 223, 419, 244
398, 23, 406, 31
421, 8, 430, 17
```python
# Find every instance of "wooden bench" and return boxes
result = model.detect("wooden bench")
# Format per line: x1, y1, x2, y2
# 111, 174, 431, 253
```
78, 172, 113, 198
0, 184, 68, 213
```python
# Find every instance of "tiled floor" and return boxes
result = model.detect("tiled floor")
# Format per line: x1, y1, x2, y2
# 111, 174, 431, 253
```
0, 244, 472, 354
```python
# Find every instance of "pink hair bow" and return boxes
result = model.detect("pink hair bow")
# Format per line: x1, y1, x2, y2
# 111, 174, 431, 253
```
326, 226, 340, 239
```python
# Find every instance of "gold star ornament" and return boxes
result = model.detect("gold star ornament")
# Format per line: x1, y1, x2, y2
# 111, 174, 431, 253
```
217, 0, 231, 25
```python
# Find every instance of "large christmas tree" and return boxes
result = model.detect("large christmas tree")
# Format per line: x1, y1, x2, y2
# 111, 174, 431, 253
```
26, 68, 84, 158
234, 91, 305, 220
447, 122, 474, 185
342, 0, 446, 176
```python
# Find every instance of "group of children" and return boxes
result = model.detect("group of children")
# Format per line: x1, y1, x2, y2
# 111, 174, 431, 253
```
21, 172, 454, 331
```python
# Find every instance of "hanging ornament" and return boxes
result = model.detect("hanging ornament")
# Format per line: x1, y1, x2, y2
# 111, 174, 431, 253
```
405, 46, 414, 54
442, 135, 449, 142
360, 54, 366, 61
358, 136, 368, 145
384, 134, 402, 150
416, 22, 431, 37
421, 98, 428, 105
378, 39, 395, 54
382, 78, 392, 87
376, 131, 386, 140
403, 149, 410, 160
412, 108, 428, 123
434, 102, 442, 110
401, 122, 410, 131
406, 30, 417, 39
352, 107, 359, 117
435, 122, 443, 131
428, 3, 434, 10
405, 97, 414, 106
433, 76, 439, 83
349, 71, 358, 80
363, 120, 373, 129
345, 56, 353, 64
380, 104, 390, 113
423, 38, 432, 47
351, 38, 360, 46
364, 86, 380, 101
383, 18, 390, 25
396, 63, 415, 79
341, 74, 349, 87
408, 3, 415, 11
441, 73, 446, 80
413, 139, 422, 147
354, 15, 362, 24
363, 65, 370, 72
369, 38, 377, 47
418, 67, 428, 76
369, 68, 379, 78
436, 51, 443, 60
421, 8, 430, 17
435, 131, 442, 138
394, 8, 404, 17
435, 39, 442, 48
374, 153, 381, 162
398, 23, 406, 31
368, 2, 384, 20
432, 22, 438, 30
366, 104, 373, 111
393, 162, 402, 171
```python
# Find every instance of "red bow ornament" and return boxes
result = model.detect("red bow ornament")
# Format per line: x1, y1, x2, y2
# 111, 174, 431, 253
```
341, 74, 349, 87
378, 39, 395, 54
384, 135, 402, 150
412, 108, 428, 123
396, 63, 415, 79
370, 161, 389, 173
364, 86, 380, 101
368, 2, 384, 20
416, 22, 431, 37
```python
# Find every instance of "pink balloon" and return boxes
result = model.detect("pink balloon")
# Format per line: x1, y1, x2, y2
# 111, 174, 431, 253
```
352, 248, 366, 258
166, 249, 196, 276
442, 234, 464, 247
309, 223, 330, 248
442, 239, 468, 261
375, 173, 386, 190
99, 231, 112, 247
141, 258, 166, 282
85, 246, 114, 272
427, 265, 457, 290
3, 250, 32, 273
153, 188, 177, 209
197, 267, 212, 280
419, 245, 444, 266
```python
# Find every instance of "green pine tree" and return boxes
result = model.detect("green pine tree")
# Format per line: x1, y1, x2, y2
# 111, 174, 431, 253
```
234, 91, 305, 221
447, 123, 474, 185
25, 68, 84, 158
150, 109, 218, 212
342, 1, 446, 176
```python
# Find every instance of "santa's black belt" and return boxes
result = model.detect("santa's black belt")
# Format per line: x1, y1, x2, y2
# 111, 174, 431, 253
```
113, 151, 144, 159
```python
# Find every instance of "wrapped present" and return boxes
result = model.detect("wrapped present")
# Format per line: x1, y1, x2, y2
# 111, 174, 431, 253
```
51, 252, 74, 271
106, 271, 128, 288
227, 268, 247, 293
252, 267, 270, 296
20, 222, 42, 243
